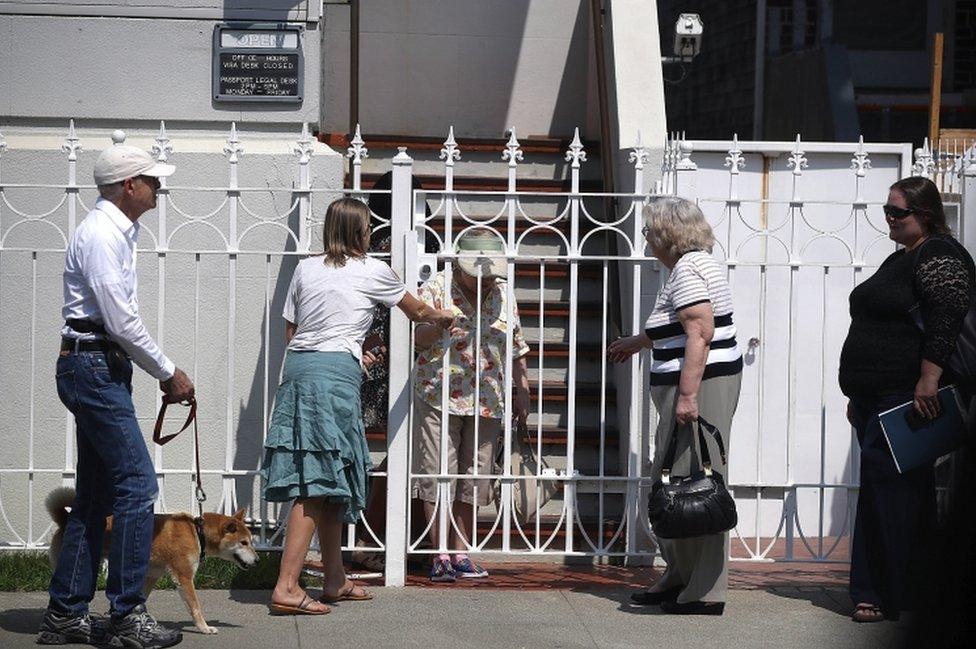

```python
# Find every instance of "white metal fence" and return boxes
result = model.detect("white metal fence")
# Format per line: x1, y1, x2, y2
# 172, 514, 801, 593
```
1, 122, 973, 588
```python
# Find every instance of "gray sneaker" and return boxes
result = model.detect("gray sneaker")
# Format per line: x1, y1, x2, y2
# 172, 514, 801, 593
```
108, 605, 181, 649
37, 609, 114, 646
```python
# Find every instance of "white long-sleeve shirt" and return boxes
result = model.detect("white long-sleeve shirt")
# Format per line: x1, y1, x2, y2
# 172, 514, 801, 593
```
61, 198, 175, 380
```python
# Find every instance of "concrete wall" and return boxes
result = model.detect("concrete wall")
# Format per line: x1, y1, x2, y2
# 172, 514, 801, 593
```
321, 0, 598, 138
0, 3, 321, 132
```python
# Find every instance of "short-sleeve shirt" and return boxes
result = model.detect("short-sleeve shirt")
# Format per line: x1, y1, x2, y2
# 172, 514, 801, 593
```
283, 255, 406, 361
413, 272, 530, 418
644, 251, 742, 385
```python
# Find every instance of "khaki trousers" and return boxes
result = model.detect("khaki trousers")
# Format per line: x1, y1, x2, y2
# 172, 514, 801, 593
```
411, 397, 500, 506
649, 372, 742, 604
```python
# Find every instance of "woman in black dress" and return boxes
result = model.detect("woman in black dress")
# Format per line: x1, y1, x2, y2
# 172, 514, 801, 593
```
839, 176, 974, 623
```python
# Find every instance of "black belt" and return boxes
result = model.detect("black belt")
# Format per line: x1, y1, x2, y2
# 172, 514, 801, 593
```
60, 337, 122, 353
65, 319, 108, 335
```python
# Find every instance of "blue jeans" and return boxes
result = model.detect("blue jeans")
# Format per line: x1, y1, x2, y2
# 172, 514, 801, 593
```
49, 349, 158, 618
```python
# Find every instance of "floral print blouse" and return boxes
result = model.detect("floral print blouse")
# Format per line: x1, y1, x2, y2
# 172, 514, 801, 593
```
414, 272, 530, 418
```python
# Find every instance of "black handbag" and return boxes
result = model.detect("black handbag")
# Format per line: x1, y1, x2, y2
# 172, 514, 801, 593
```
647, 416, 737, 539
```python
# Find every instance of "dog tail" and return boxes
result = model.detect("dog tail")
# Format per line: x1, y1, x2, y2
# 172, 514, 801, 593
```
45, 486, 75, 531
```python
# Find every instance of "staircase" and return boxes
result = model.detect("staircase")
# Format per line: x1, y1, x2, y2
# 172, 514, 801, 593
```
320, 131, 629, 553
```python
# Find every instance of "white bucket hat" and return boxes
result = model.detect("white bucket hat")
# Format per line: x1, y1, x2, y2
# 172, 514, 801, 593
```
93, 145, 175, 185
455, 230, 507, 278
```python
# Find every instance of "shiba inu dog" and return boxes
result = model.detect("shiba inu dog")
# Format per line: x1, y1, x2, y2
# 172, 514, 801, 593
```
46, 487, 259, 634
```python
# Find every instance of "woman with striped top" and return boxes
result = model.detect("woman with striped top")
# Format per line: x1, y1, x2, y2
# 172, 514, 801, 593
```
609, 196, 742, 615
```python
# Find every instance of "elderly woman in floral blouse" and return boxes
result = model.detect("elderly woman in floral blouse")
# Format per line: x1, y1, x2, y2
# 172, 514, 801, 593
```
411, 229, 531, 582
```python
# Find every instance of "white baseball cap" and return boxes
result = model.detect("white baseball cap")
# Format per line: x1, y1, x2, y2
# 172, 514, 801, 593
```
455, 230, 507, 278
93, 145, 175, 185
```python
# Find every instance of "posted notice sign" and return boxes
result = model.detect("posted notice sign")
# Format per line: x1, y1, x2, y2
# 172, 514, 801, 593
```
213, 24, 304, 103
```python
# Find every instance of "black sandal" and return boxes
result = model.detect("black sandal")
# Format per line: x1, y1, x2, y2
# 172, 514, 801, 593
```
660, 600, 725, 615
851, 603, 884, 623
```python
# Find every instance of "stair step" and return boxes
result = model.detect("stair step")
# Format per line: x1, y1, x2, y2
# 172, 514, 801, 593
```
520, 301, 604, 318
526, 342, 606, 360
516, 265, 604, 280
530, 381, 612, 403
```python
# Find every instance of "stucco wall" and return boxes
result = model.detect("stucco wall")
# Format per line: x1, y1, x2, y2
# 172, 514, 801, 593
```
321, 0, 597, 138
0, 13, 321, 130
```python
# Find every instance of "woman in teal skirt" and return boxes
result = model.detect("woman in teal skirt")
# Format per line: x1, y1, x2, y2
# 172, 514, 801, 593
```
263, 198, 454, 615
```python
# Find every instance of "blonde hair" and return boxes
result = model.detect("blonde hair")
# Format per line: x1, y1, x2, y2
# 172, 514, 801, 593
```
643, 197, 713, 260
322, 198, 369, 266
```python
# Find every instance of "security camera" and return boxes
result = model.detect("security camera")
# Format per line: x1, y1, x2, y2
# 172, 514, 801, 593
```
674, 13, 703, 61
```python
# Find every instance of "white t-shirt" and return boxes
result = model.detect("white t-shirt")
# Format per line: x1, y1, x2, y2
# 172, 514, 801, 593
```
283, 255, 407, 360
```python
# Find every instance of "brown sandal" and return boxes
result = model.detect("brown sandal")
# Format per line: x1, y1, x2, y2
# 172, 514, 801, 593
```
270, 593, 331, 616
320, 581, 373, 603
852, 603, 883, 623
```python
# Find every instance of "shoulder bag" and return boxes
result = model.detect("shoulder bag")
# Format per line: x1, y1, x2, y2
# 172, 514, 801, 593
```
647, 416, 737, 539
495, 419, 560, 521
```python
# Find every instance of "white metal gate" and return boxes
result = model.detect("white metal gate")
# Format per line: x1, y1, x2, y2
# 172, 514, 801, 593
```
2, 121, 972, 590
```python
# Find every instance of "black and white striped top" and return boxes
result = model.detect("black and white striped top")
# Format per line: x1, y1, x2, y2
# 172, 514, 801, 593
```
644, 251, 742, 386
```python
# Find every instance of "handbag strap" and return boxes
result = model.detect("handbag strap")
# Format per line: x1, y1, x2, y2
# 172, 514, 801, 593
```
696, 416, 728, 470
494, 418, 533, 466
660, 415, 727, 483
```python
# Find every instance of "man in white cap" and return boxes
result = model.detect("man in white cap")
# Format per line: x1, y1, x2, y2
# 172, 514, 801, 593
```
39, 145, 192, 649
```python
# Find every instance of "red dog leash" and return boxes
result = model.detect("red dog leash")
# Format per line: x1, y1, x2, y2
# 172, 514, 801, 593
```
153, 396, 206, 517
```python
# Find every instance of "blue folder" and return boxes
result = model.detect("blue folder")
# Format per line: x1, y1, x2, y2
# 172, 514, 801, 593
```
878, 386, 968, 474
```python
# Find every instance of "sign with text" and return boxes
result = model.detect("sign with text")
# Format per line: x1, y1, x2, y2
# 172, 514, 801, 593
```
213, 24, 303, 104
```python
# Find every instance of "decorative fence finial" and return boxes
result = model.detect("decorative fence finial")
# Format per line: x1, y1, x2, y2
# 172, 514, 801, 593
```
152, 121, 173, 162
676, 135, 696, 171
110, 129, 126, 145
565, 127, 587, 169
62, 120, 82, 161
851, 135, 871, 178
788, 134, 807, 176
502, 127, 523, 167
223, 122, 243, 163
964, 143, 976, 177
912, 137, 935, 176
294, 122, 314, 164
440, 126, 460, 167
629, 130, 650, 171
347, 123, 368, 164
725, 133, 744, 174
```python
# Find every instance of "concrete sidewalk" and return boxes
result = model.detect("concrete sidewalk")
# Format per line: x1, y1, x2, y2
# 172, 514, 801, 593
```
0, 587, 906, 649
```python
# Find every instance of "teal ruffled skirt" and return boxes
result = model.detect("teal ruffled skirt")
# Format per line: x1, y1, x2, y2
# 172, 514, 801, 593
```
260, 351, 371, 523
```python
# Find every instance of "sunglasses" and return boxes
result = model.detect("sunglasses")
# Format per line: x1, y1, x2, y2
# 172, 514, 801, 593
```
882, 204, 913, 219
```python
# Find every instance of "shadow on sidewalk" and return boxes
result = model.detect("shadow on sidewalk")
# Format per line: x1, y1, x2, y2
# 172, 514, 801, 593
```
764, 586, 851, 616
0, 607, 43, 637
227, 587, 272, 607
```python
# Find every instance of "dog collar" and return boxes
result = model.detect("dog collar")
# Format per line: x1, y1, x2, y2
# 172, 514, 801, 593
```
193, 516, 206, 562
